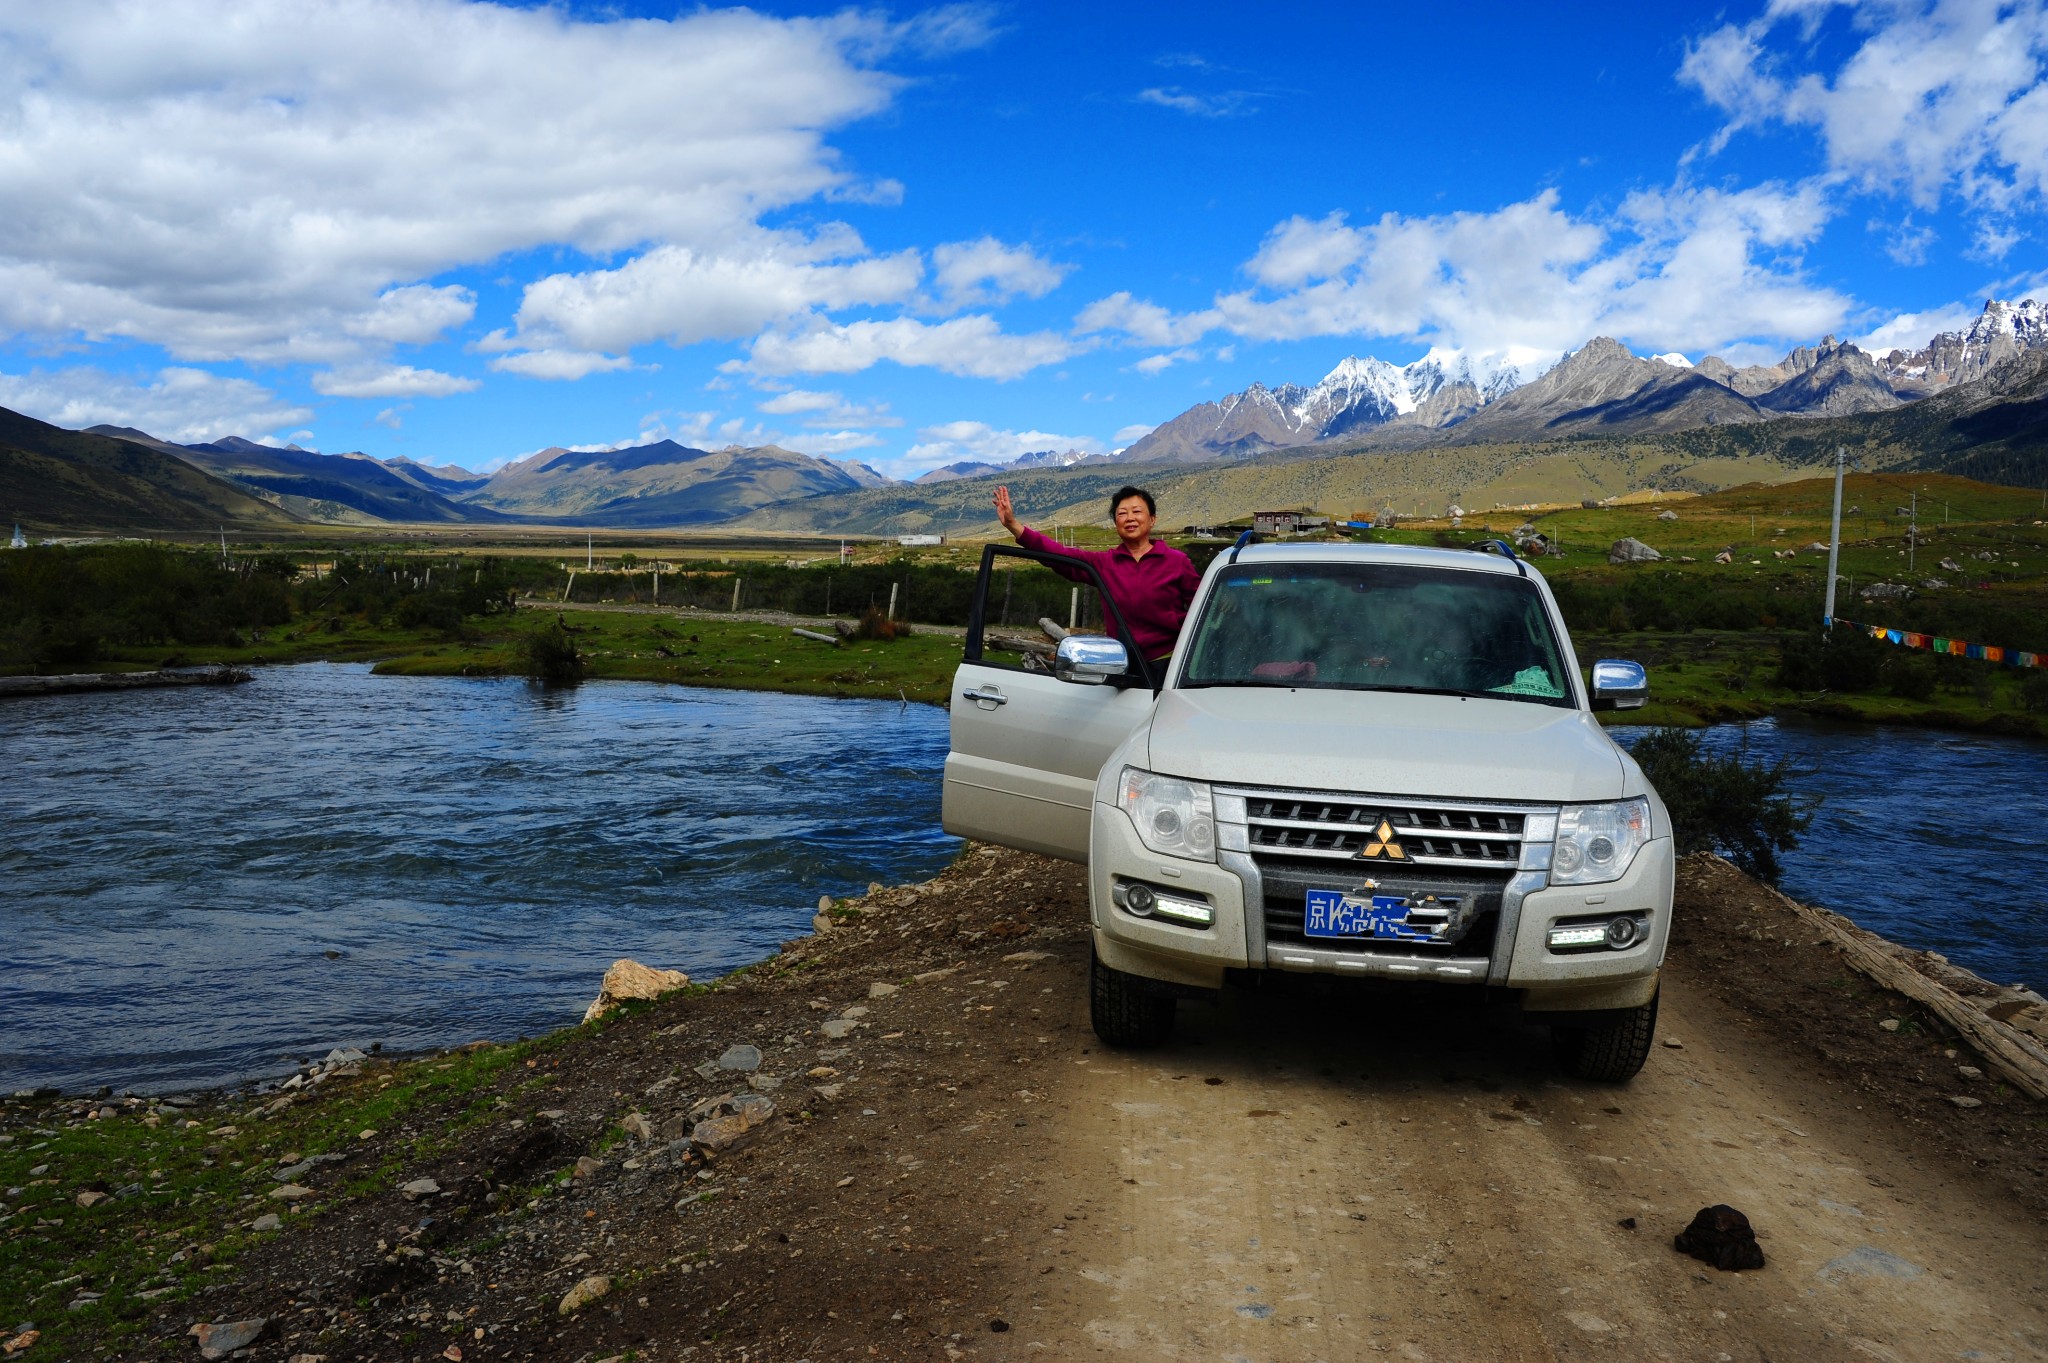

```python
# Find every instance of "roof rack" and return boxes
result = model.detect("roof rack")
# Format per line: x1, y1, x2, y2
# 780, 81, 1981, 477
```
1472, 538, 1528, 576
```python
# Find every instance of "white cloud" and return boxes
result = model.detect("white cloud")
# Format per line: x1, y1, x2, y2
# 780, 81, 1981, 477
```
486, 350, 637, 382
1852, 298, 1984, 353
0, 1, 964, 365
747, 315, 1077, 380
0, 365, 311, 443
503, 228, 923, 357
1112, 422, 1156, 445
1245, 212, 1369, 288
1130, 347, 1202, 375
374, 405, 408, 430
1135, 87, 1260, 117
344, 285, 476, 345
754, 388, 901, 427
1681, 1, 2048, 210
1081, 186, 1849, 360
897, 419, 1104, 476
312, 365, 480, 398
1074, 291, 1220, 346
929, 238, 1072, 311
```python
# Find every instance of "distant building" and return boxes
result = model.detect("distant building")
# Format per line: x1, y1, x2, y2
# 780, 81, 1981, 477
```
1253, 510, 1305, 536
896, 534, 944, 546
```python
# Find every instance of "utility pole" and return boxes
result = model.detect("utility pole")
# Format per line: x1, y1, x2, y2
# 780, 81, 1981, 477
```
586, 534, 593, 571
1823, 446, 1845, 631
1908, 490, 1917, 576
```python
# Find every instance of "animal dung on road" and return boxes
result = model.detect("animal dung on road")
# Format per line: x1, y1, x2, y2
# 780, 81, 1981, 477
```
1673, 1204, 1767, 1271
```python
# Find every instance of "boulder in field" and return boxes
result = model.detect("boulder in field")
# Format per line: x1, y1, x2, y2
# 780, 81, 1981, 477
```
1608, 537, 1661, 564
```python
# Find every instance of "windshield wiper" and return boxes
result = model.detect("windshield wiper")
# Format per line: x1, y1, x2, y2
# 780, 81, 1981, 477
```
1180, 677, 1312, 689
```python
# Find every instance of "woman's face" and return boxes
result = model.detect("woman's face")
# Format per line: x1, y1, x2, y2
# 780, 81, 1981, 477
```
1113, 495, 1156, 543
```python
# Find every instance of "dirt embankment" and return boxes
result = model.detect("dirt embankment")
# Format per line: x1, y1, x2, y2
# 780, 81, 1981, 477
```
14, 851, 2048, 1362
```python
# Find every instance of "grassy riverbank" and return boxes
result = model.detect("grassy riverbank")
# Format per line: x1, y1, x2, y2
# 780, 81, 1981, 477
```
5, 464, 2047, 736
39, 607, 966, 706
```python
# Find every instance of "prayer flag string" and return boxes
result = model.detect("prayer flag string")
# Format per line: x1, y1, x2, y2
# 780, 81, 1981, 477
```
1828, 617, 2042, 668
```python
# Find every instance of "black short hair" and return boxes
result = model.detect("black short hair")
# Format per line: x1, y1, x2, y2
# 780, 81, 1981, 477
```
1109, 485, 1156, 519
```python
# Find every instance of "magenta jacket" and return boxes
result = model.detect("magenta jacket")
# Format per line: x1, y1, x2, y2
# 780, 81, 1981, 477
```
1015, 526, 1201, 660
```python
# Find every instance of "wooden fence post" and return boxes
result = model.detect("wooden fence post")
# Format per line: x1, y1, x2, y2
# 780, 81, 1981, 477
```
887, 581, 899, 620
732, 578, 743, 612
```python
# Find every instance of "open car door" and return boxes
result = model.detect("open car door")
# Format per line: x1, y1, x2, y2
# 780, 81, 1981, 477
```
942, 544, 1160, 863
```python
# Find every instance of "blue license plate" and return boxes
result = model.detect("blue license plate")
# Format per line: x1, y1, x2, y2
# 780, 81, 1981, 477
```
1305, 888, 1436, 942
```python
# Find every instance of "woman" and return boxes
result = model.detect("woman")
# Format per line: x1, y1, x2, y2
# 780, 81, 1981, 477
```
994, 483, 1200, 664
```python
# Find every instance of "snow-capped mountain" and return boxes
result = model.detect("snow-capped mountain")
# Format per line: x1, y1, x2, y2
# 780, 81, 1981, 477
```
1122, 351, 1532, 463
1880, 298, 2047, 393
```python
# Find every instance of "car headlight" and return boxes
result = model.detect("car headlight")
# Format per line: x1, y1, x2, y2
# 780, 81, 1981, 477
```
1117, 767, 1215, 862
1548, 797, 1650, 886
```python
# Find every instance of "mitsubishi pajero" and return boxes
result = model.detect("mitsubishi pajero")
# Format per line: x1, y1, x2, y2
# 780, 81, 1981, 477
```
943, 537, 1672, 1081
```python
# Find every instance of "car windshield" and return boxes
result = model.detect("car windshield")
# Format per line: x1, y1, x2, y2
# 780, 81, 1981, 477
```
1179, 560, 1574, 706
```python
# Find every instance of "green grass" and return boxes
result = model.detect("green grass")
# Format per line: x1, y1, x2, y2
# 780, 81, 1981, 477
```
0, 1041, 536, 1358
79, 609, 964, 706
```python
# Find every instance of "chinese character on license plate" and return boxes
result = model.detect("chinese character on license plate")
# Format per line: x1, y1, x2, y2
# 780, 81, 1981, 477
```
1305, 887, 1437, 942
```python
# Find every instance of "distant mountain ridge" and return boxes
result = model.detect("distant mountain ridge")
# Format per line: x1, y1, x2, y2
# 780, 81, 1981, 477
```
12, 298, 2044, 534
1123, 299, 2042, 464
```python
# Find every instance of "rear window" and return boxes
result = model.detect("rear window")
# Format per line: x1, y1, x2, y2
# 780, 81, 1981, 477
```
1179, 561, 1573, 707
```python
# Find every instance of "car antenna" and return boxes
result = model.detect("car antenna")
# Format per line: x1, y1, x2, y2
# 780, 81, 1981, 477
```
1472, 538, 1527, 576
1228, 528, 1262, 565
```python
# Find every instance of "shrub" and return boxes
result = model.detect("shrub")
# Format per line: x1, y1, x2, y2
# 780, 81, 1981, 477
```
1628, 726, 1814, 883
1775, 627, 1885, 692
520, 618, 585, 684
390, 593, 464, 636
2023, 670, 2048, 714
853, 605, 906, 641
1885, 654, 1938, 701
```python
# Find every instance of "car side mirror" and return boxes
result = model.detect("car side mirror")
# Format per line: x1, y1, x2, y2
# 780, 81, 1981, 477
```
1054, 635, 1129, 685
1589, 659, 1648, 710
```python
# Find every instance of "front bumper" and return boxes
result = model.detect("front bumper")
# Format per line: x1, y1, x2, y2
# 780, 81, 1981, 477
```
1088, 798, 1673, 1003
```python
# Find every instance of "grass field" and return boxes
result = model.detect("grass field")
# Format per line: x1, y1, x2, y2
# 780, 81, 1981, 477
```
12, 471, 2048, 736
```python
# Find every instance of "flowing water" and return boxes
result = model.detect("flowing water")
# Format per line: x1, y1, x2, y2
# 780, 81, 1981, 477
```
0, 664, 957, 1095
3, 666, 2043, 1096
1612, 717, 2048, 993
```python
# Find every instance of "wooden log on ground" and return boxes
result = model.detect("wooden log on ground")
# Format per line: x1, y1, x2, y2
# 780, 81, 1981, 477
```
831, 619, 858, 639
1038, 617, 1069, 641
0, 666, 254, 699
1731, 856, 2048, 1100
791, 627, 841, 646
986, 631, 1055, 656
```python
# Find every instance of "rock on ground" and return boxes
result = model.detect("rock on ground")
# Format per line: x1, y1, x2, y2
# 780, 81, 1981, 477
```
582, 959, 690, 1023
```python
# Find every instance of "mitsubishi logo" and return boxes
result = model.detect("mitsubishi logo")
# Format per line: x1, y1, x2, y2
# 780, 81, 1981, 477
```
1360, 819, 1405, 860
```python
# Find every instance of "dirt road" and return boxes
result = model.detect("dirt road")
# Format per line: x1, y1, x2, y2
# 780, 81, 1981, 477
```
35, 850, 2044, 1362
1004, 973, 2046, 1361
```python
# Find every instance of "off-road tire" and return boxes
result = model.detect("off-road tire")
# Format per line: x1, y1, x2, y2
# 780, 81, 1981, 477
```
1550, 989, 1659, 1082
1090, 946, 1175, 1048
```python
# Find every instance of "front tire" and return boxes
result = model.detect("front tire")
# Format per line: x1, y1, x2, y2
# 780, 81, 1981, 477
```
1550, 988, 1659, 1082
1090, 946, 1175, 1048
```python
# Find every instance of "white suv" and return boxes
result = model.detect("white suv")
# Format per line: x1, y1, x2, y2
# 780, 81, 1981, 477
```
943, 538, 1673, 1081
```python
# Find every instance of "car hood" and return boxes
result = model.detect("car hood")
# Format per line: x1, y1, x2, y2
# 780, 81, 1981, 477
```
1140, 687, 1628, 804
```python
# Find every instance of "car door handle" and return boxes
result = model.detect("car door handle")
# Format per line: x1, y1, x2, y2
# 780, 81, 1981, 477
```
962, 686, 1008, 705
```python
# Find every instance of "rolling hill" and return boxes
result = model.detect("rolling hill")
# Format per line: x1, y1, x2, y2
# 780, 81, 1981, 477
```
3, 407, 297, 533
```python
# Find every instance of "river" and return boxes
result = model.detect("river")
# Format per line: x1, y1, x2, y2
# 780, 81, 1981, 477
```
1612, 717, 2048, 994
1, 664, 958, 1095
4, 670, 2043, 1096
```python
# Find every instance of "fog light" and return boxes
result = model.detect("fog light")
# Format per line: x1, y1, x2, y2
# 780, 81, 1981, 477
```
1604, 915, 1641, 949
1546, 922, 1608, 949
1122, 883, 1157, 917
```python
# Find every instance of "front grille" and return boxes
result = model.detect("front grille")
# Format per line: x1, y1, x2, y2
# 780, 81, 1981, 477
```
1241, 795, 1527, 869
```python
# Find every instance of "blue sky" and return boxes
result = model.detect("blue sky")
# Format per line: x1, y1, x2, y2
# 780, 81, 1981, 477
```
0, 0, 2043, 477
